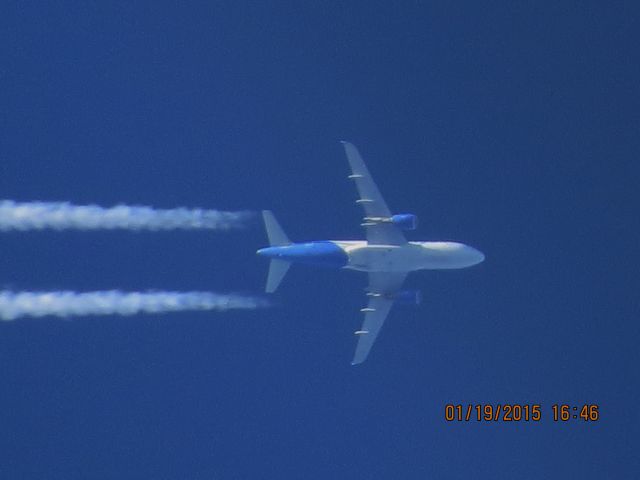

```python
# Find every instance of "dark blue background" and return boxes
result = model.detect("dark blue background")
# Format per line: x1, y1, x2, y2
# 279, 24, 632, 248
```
1, 2, 638, 478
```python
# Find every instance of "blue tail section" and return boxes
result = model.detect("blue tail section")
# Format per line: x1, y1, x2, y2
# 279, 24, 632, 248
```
257, 241, 348, 269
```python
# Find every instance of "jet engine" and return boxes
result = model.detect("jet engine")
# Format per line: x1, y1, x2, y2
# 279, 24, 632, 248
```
361, 213, 418, 230
391, 214, 418, 230
393, 290, 422, 306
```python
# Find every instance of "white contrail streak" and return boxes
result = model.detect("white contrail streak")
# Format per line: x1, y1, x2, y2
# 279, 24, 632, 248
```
0, 201, 252, 231
0, 290, 268, 321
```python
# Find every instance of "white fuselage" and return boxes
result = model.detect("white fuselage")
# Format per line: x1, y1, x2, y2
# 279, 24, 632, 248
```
333, 241, 485, 272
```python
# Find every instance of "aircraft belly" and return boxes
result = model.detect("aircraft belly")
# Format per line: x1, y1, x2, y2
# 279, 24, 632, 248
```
341, 242, 484, 271
345, 244, 423, 272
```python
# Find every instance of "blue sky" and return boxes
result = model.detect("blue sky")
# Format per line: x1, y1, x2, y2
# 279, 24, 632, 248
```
0, 2, 638, 478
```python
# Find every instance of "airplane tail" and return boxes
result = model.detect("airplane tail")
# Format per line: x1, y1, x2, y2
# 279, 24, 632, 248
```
262, 211, 291, 293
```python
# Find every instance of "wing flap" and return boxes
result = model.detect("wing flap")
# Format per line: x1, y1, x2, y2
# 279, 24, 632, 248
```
352, 296, 394, 365
341, 142, 406, 246
351, 271, 408, 365
342, 141, 392, 217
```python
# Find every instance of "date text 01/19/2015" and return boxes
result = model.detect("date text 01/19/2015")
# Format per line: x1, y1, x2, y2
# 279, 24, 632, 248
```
444, 404, 600, 422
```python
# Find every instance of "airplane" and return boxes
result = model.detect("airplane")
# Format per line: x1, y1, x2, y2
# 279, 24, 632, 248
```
257, 142, 485, 365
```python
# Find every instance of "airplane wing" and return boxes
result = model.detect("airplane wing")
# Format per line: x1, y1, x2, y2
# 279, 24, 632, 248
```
341, 141, 407, 246
351, 271, 408, 365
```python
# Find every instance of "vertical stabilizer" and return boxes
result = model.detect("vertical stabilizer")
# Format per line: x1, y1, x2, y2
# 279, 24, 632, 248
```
262, 210, 290, 246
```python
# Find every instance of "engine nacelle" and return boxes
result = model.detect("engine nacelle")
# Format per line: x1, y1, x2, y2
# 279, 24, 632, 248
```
393, 290, 423, 306
391, 213, 418, 230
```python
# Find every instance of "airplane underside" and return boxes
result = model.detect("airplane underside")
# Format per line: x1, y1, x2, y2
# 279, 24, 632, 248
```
258, 240, 484, 273
336, 241, 483, 272
256, 142, 484, 364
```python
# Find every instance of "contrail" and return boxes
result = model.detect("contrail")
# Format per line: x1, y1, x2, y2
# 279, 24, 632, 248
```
0, 290, 269, 321
0, 200, 252, 231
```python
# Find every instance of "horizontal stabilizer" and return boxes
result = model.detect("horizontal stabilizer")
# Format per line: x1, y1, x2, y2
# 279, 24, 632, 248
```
266, 259, 290, 293
262, 210, 290, 246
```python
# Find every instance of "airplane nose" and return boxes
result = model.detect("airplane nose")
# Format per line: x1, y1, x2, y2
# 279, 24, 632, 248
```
256, 248, 266, 257
474, 248, 485, 264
